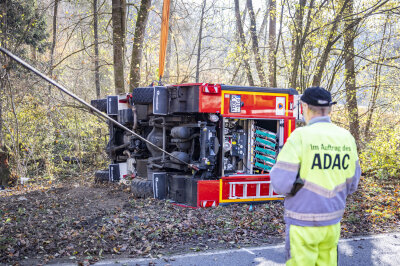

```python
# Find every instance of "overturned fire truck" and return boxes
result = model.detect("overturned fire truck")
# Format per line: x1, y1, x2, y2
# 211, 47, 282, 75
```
92, 83, 301, 207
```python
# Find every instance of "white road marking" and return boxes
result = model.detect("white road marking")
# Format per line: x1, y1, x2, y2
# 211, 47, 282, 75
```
94, 233, 400, 265
242, 248, 255, 255
340, 233, 400, 243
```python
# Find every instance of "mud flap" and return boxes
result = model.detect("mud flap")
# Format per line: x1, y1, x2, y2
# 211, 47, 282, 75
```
109, 162, 129, 182
109, 164, 120, 182
106, 96, 118, 115
153, 173, 167, 199
153, 86, 168, 115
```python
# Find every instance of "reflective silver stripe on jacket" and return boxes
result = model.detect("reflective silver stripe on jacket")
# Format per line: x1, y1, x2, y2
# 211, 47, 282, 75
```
273, 161, 299, 172
303, 177, 354, 198
285, 209, 345, 222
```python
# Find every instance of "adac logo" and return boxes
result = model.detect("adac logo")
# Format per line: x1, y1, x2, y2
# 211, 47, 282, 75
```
278, 103, 284, 110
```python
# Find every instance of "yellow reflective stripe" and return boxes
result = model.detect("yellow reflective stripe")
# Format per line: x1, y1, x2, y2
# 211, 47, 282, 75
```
220, 91, 288, 115
274, 161, 299, 172
302, 176, 354, 198
285, 209, 344, 222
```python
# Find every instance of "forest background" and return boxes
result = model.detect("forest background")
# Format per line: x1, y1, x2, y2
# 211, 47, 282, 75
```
0, 0, 400, 185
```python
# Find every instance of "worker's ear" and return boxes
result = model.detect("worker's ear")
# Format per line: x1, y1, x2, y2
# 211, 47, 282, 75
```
301, 102, 310, 122
301, 102, 308, 112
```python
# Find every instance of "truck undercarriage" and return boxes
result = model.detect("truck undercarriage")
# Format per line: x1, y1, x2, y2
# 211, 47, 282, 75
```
92, 83, 299, 207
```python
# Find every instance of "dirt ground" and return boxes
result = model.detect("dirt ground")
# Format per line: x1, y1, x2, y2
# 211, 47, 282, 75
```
0, 175, 399, 265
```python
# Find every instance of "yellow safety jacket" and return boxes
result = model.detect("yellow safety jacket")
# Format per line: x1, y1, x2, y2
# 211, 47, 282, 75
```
270, 116, 361, 226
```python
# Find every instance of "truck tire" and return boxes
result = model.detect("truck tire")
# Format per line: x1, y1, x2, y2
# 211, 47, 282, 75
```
132, 87, 154, 104
94, 170, 109, 183
131, 178, 153, 198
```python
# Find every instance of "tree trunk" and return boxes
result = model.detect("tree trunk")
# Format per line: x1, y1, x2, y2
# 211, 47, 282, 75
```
30, 46, 37, 60
272, 0, 285, 88
364, 16, 389, 139
112, 0, 126, 94
0, 75, 10, 187
0, 0, 6, 144
0, 148, 10, 187
343, 0, 360, 144
0, 0, 9, 187
129, 0, 151, 89
234, 0, 254, 86
364, 62, 382, 140
267, 0, 276, 87
49, 0, 59, 80
0, 76, 4, 151
0, 0, 6, 49
312, 0, 348, 87
247, 0, 266, 86
291, 0, 306, 63
93, 0, 101, 99
0, 89, 2, 149
129, 0, 152, 89
164, 32, 172, 83
290, 0, 308, 90
173, 36, 180, 83
259, 0, 269, 51
196, 0, 206, 83
164, 0, 174, 84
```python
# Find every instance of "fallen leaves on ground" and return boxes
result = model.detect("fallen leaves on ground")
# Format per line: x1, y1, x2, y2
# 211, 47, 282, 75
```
0, 183, 284, 264
0, 175, 399, 264
342, 175, 400, 234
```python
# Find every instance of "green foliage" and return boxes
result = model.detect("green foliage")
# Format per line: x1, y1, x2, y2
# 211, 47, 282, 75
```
0, 0, 49, 52
360, 124, 400, 179
2, 84, 108, 181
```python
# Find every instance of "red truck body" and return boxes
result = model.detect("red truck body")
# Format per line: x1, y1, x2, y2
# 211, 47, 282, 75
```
92, 83, 300, 207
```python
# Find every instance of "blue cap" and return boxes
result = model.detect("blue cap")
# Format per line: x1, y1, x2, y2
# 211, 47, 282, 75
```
300, 87, 337, 106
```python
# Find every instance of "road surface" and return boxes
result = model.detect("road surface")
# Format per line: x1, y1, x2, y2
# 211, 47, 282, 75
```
87, 233, 400, 265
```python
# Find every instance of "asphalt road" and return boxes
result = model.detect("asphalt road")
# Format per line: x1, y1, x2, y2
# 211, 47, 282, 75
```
92, 233, 400, 266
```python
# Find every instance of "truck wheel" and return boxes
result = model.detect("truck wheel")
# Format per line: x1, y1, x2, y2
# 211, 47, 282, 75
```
94, 170, 109, 183
131, 178, 153, 198
132, 87, 154, 104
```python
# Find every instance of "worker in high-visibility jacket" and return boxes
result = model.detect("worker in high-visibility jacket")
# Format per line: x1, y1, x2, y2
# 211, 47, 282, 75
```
270, 87, 361, 266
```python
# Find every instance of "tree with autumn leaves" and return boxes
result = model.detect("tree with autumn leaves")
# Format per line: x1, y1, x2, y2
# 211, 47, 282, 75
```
0, 0, 399, 183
